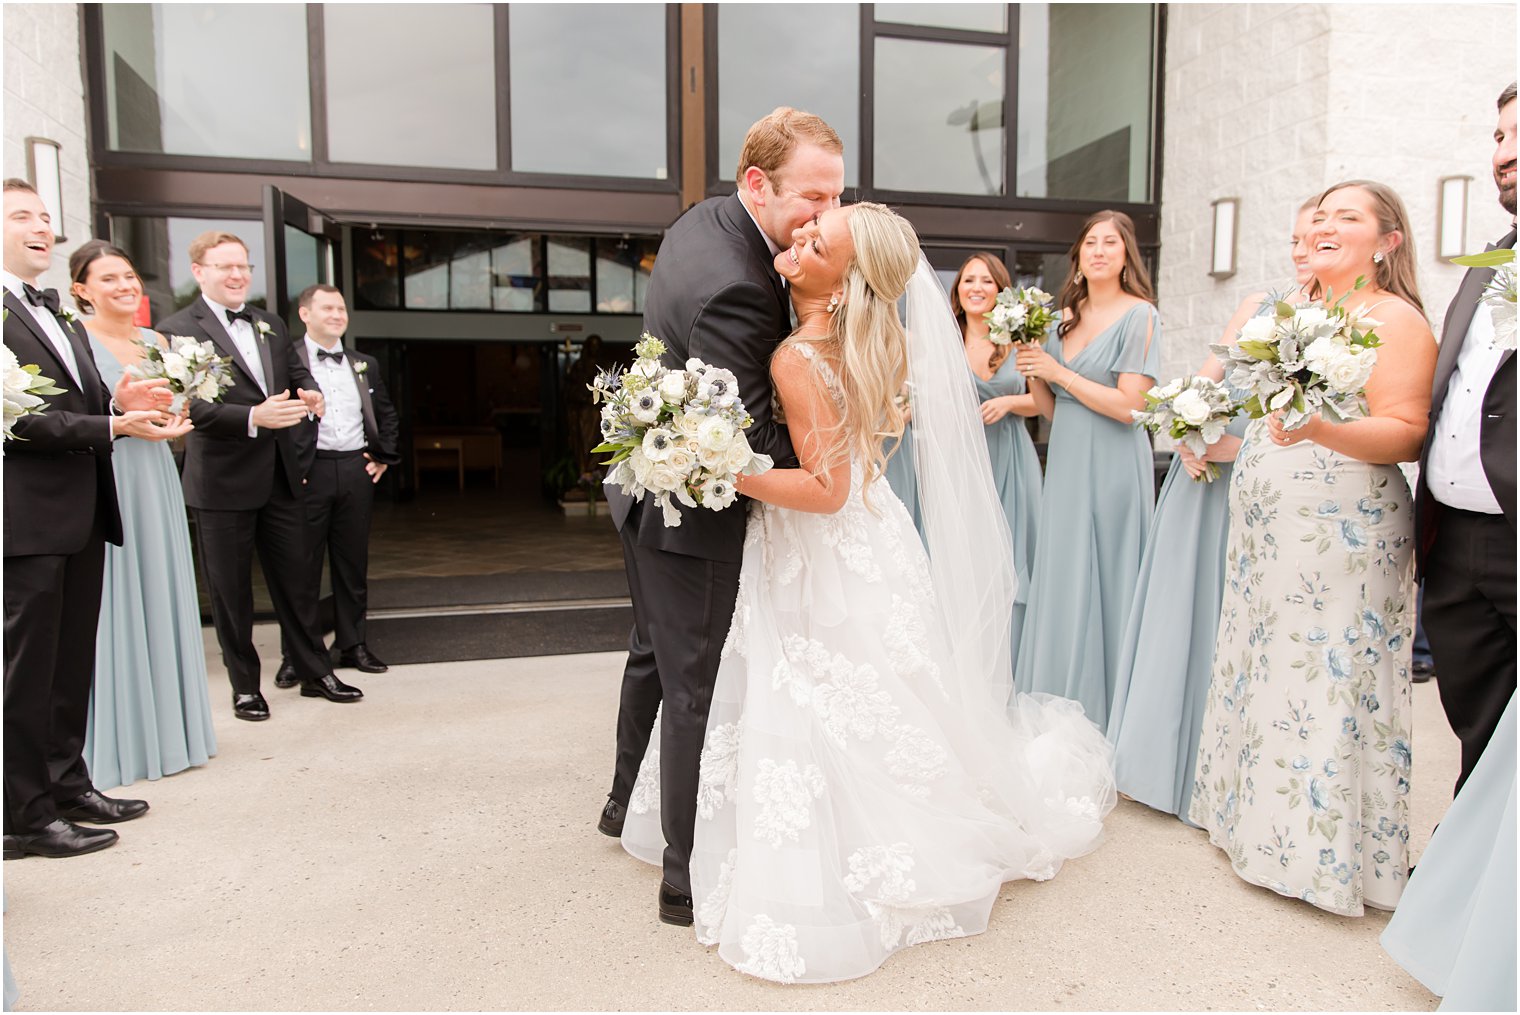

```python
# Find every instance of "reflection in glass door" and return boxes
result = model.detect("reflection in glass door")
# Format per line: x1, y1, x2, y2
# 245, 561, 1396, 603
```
262, 185, 342, 332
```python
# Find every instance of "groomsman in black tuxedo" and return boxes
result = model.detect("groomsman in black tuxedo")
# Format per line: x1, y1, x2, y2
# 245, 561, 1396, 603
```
3, 179, 189, 859
272, 284, 399, 686
599, 108, 844, 925
1416, 81, 1517, 793
157, 231, 362, 722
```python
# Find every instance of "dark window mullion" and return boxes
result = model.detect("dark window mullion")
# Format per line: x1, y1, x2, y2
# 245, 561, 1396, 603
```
497, 5, 513, 174
859, 3, 875, 200
1004, 3, 1018, 200
307, 4, 329, 166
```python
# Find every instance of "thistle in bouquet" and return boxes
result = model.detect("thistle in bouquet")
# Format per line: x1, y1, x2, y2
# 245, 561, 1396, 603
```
1450, 248, 1516, 350
128, 334, 235, 414
1131, 375, 1236, 482
589, 333, 774, 528
1210, 278, 1382, 431
1, 339, 66, 441
985, 285, 1059, 347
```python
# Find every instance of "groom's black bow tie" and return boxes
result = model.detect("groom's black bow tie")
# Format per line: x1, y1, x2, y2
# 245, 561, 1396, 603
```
224, 308, 255, 327
316, 348, 345, 365
23, 283, 60, 315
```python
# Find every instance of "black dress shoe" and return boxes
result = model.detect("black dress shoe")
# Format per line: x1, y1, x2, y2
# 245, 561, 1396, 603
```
3, 819, 118, 860
598, 798, 626, 837
274, 659, 299, 688
337, 643, 389, 674
233, 692, 270, 721
301, 673, 363, 703
658, 880, 694, 927
57, 789, 149, 824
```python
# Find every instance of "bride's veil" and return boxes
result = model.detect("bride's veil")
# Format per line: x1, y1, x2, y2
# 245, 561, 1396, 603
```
902, 256, 1018, 708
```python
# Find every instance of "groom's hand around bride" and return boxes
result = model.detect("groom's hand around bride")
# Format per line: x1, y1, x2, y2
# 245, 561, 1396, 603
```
251, 389, 313, 430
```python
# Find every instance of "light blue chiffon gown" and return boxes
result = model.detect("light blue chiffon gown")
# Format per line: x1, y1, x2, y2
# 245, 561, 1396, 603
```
976, 355, 1042, 669
1014, 304, 1161, 729
1105, 408, 1250, 823
1382, 694, 1516, 1011
85, 329, 216, 789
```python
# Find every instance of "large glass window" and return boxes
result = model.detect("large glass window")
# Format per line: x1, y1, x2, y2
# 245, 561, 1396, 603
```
876, 4, 1008, 33
874, 38, 1006, 196
547, 238, 592, 313
1016, 3, 1155, 202
322, 4, 497, 170
101, 4, 311, 161
507, 6, 668, 179
596, 239, 657, 314
109, 216, 267, 318
716, 5, 860, 189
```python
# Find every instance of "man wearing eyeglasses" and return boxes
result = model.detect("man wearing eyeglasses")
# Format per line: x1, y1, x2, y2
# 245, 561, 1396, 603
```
157, 231, 362, 724
600, 107, 845, 926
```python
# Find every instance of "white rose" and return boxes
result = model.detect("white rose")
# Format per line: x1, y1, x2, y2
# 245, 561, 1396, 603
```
641, 427, 676, 462
664, 446, 695, 475
723, 432, 754, 471
1293, 307, 1329, 331
629, 447, 654, 485
196, 378, 221, 401
696, 415, 736, 453
1154, 378, 1185, 401
631, 359, 660, 380
1324, 349, 1374, 393
697, 445, 725, 470
658, 370, 688, 404
1171, 388, 1212, 428
670, 411, 702, 438
1238, 316, 1276, 344
1301, 336, 1340, 376
647, 464, 682, 492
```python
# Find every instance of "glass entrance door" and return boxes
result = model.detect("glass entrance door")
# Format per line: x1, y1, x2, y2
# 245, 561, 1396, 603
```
262, 185, 344, 332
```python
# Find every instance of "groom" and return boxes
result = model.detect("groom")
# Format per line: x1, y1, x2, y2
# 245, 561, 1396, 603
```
600, 107, 845, 924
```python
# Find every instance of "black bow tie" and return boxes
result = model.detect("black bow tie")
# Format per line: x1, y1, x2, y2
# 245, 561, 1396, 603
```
23, 283, 60, 315
317, 348, 345, 365
225, 308, 254, 327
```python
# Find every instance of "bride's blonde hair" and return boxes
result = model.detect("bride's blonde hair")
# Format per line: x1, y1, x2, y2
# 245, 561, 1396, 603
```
781, 202, 919, 510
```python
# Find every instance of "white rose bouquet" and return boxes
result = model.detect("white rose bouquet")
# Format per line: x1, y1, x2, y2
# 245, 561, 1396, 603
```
1, 340, 66, 441
985, 285, 1059, 346
590, 333, 774, 527
1451, 248, 1516, 350
127, 334, 235, 414
1131, 375, 1236, 482
1210, 280, 1382, 432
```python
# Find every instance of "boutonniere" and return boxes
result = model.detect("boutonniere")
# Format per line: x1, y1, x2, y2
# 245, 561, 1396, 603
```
59, 306, 79, 325
1451, 249, 1516, 350
254, 320, 273, 342
352, 360, 368, 376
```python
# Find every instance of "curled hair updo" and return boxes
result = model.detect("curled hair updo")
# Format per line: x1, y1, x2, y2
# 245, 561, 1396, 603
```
68, 239, 136, 315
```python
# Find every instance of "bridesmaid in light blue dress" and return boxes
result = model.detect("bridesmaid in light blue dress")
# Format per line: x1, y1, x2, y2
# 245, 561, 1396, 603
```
70, 242, 216, 790
1107, 203, 1320, 820
1013, 212, 1161, 730
951, 253, 1044, 668
1382, 694, 1515, 1011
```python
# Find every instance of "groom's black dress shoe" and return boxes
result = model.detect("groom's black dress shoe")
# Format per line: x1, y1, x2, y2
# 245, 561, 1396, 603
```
3, 819, 118, 860
274, 659, 299, 688
338, 643, 388, 673
658, 881, 694, 927
301, 673, 363, 703
233, 692, 270, 721
57, 789, 149, 824
598, 798, 626, 837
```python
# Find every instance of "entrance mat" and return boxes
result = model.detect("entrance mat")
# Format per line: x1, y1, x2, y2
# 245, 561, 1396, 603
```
365, 605, 633, 664
369, 570, 629, 611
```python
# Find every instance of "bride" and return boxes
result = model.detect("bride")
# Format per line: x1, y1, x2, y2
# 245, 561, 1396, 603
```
620, 202, 1116, 983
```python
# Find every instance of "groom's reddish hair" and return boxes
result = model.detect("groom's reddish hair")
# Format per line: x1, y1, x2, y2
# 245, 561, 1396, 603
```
735, 107, 843, 188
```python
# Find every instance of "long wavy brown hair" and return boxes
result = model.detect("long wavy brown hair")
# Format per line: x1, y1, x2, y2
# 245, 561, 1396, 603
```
1057, 210, 1156, 338
1306, 180, 1425, 315
950, 252, 1014, 372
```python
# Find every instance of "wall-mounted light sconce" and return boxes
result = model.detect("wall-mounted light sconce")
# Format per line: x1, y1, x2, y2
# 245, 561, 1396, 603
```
25, 137, 64, 243
1437, 175, 1472, 260
1209, 197, 1238, 279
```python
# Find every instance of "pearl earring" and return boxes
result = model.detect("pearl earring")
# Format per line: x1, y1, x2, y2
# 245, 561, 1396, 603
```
1373, 250, 1385, 264
1121, 267, 1128, 285
827, 293, 840, 313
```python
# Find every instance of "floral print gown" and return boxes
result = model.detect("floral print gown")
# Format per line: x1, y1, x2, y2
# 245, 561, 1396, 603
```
620, 345, 1117, 982
1189, 414, 1414, 916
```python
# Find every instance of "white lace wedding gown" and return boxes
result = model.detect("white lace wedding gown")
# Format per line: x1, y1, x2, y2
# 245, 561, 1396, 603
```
621, 348, 1117, 984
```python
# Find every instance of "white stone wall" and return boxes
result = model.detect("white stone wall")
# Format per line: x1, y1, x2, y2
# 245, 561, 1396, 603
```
3, 3, 90, 295
1157, 2, 1517, 382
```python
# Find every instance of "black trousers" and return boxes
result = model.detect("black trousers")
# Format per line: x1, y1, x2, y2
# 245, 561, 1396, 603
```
1423, 507, 1517, 794
3, 526, 105, 834
608, 508, 741, 896
281, 451, 374, 656
194, 474, 330, 695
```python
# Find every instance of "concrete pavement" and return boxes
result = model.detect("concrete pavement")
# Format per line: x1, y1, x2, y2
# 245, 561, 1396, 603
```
2, 623, 1453, 1010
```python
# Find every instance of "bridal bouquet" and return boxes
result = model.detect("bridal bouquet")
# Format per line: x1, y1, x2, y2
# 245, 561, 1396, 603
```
984, 285, 1059, 346
1, 340, 65, 441
1131, 375, 1235, 482
591, 333, 773, 528
127, 334, 235, 413
1211, 281, 1382, 431
1451, 248, 1516, 350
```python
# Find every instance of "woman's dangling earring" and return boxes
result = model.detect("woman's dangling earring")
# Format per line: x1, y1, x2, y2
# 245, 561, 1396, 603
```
1372, 250, 1385, 265
1121, 267, 1128, 285
1074, 270, 1084, 284
827, 292, 840, 313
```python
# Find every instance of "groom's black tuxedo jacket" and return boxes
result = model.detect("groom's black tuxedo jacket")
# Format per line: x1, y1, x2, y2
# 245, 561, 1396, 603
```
1415, 226, 1518, 573
610, 193, 797, 563
2, 290, 122, 555
156, 295, 317, 511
